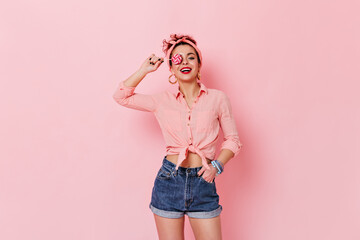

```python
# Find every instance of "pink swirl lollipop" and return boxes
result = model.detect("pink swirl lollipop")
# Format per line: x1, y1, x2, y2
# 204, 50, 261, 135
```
171, 53, 183, 65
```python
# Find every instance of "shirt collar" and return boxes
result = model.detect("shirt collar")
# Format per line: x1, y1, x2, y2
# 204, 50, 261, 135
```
175, 82, 208, 100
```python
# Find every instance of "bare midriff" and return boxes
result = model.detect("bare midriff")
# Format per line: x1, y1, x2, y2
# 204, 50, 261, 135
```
166, 152, 212, 168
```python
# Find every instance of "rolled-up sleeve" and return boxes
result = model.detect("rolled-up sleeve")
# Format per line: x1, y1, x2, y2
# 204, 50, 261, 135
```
218, 91, 243, 156
112, 80, 158, 112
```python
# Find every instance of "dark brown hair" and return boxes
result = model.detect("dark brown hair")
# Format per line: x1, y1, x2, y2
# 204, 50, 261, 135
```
162, 34, 201, 67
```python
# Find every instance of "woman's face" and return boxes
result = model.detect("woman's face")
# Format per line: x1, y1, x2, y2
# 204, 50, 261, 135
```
170, 44, 200, 83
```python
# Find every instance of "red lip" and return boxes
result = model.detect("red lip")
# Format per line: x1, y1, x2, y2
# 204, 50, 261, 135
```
180, 67, 192, 71
180, 67, 192, 74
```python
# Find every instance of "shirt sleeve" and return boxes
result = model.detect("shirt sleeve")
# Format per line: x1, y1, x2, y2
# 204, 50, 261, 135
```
218, 91, 243, 157
112, 80, 158, 112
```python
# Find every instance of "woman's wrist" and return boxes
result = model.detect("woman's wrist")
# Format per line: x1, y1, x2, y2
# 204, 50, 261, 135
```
217, 160, 224, 169
211, 160, 224, 176
210, 164, 217, 173
136, 68, 148, 77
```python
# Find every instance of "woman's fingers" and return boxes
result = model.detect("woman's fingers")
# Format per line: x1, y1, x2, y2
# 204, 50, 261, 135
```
154, 57, 164, 68
197, 166, 206, 176
149, 54, 163, 65
198, 164, 217, 182
148, 54, 154, 63
205, 175, 215, 183
142, 54, 155, 68
141, 54, 163, 74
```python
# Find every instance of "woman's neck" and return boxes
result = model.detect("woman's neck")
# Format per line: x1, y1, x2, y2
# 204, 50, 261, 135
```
178, 81, 200, 99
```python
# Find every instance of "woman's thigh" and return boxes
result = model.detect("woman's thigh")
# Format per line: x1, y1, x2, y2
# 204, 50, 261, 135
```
188, 215, 222, 240
153, 214, 185, 240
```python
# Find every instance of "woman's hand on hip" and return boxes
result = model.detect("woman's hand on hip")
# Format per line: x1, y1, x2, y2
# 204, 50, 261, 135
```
197, 164, 218, 183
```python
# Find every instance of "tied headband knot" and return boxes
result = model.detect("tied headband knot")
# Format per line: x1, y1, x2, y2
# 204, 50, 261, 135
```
169, 36, 188, 45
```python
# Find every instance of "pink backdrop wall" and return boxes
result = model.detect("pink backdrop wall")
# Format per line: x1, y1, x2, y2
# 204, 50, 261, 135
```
1, 0, 359, 239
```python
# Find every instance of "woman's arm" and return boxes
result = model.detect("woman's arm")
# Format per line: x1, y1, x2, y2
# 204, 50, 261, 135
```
123, 68, 147, 88
217, 91, 243, 167
197, 91, 243, 182
112, 54, 164, 112
215, 149, 235, 168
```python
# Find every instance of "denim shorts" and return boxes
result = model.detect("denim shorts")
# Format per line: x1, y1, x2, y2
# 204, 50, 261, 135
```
149, 156, 222, 219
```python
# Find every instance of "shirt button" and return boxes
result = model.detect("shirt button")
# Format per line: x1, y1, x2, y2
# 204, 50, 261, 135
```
187, 123, 190, 126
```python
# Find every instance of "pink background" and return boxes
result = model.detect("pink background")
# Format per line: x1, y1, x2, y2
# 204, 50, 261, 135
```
1, 0, 359, 239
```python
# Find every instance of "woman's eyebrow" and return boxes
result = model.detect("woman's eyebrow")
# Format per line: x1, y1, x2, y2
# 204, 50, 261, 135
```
187, 53, 195, 55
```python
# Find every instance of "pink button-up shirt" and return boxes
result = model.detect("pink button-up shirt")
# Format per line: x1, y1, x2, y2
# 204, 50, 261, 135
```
112, 80, 243, 170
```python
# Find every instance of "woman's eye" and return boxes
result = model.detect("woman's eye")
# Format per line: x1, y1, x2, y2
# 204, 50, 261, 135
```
189, 57, 195, 60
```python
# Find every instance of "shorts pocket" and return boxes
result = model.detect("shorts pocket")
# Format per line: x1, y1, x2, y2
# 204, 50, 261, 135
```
156, 166, 173, 180
199, 175, 215, 185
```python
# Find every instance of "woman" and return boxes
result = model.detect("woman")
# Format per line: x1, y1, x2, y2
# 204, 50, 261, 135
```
113, 34, 242, 240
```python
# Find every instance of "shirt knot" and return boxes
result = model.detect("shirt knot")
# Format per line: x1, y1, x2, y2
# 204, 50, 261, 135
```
175, 144, 211, 171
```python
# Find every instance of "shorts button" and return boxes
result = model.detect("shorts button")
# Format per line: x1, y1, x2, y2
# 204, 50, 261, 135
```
187, 169, 191, 173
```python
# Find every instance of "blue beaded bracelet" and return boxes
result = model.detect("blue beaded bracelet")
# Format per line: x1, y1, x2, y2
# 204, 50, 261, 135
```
211, 160, 224, 176
217, 160, 224, 172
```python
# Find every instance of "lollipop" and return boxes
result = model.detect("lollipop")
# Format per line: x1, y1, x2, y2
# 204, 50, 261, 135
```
171, 53, 183, 65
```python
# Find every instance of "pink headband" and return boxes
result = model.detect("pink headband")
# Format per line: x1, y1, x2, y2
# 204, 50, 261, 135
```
165, 36, 203, 71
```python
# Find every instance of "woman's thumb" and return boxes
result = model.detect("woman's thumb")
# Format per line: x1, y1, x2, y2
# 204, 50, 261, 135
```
197, 167, 205, 176
154, 58, 164, 68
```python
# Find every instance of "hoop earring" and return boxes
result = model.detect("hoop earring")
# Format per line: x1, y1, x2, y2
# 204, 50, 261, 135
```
197, 72, 201, 81
169, 74, 177, 84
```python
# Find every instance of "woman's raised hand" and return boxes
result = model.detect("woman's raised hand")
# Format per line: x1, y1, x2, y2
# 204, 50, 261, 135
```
139, 54, 164, 75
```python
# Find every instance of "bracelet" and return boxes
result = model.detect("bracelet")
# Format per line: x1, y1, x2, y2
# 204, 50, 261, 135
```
211, 161, 220, 176
217, 160, 224, 169
211, 160, 224, 176
215, 160, 224, 172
